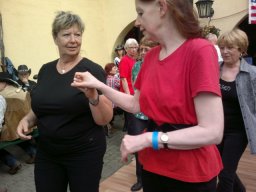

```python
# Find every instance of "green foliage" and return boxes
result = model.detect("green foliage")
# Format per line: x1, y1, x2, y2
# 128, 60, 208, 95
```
202, 25, 221, 38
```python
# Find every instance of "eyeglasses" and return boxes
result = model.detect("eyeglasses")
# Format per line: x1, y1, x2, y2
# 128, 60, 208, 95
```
128, 46, 138, 50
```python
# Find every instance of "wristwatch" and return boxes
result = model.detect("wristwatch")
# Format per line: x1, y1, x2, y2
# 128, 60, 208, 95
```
160, 132, 169, 149
89, 94, 99, 106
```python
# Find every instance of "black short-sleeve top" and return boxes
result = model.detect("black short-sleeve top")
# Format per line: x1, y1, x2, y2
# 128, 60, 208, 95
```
31, 58, 106, 155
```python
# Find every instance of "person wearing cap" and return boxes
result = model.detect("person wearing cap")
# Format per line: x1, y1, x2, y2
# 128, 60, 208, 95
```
0, 72, 31, 141
17, 65, 37, 92
114, 44, 125, 67
0, 72, 37, 165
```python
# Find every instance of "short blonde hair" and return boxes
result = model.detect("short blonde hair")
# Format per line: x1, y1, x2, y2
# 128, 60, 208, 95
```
217, 29, 248, 55
52, 11, 85, 38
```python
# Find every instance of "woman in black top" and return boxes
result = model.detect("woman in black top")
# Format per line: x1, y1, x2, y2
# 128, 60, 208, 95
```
217, 29, 256, 192
17, 11, 113, 192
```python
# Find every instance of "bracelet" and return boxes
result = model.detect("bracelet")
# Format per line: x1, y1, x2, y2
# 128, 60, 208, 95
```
152, 131, 159, 150
89, 94, 99, 106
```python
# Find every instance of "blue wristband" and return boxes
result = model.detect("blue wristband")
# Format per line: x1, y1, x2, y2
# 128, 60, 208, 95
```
152, 131, 159, 150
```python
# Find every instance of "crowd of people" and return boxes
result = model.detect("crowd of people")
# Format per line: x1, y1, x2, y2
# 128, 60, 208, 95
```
0, 65, 37, 192
0, 66, 37, 165
71, 0, 256, 191
1, 0, 256, 192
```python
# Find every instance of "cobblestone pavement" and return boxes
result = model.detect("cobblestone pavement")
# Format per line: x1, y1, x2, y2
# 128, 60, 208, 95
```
0, 115, 131, 192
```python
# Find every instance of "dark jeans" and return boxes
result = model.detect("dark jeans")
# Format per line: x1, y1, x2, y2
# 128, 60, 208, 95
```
142, 169, 217, 192
217, 132, 248, 192
127, 116, 148, 182
0, 149, 17, 167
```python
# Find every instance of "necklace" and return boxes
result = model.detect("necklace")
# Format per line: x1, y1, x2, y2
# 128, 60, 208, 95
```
61, 69, 66, 74
58, 61, 73, 74
58, 57, 82, 74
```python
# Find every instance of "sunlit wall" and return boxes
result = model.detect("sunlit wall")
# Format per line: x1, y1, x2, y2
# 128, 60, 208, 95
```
0, 0, 248, 76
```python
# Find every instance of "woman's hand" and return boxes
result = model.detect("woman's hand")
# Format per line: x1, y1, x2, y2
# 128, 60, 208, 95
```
16, 110, 37, 140
17, 118, 33, 140
71, 72, 102, 92
120, 133, 151, 162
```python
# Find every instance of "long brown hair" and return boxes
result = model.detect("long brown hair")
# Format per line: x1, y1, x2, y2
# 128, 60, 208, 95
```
138, 0, 202, 38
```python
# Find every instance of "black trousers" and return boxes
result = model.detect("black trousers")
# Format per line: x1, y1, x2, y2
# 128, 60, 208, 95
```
34, 140, 106, 192
123, 111, 134, 132
142, 169, 217, 192
127, 116, 148, 182
217, 132, 248, 192
127, 115, 147, 136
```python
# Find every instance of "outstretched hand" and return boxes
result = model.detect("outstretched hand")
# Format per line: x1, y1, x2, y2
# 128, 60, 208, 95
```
71, 72, 101, 93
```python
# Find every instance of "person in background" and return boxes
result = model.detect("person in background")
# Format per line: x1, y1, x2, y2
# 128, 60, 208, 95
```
130, 37, 159, 191
119, 38, 138, 132
0, 95, 8, 192
0, 72, 36, 167
217, 28, 256, 192
206, 33, 223, 64
0, 94, 22, 175
104, 63, 120, 137
0, 149, 22, 175
16, 65, 37, 92
0, 95, 6, 135
16, 65, 38, 164
114, 44, 125, 67
16, 11, 112, 192
105, 63, 120, 92
71, 0, 224, 191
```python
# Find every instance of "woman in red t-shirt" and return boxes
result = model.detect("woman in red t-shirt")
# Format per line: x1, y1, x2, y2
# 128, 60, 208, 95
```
72, 0, 224, 191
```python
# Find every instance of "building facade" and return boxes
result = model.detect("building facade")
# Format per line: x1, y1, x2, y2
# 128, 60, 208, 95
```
0, 0, 254, 76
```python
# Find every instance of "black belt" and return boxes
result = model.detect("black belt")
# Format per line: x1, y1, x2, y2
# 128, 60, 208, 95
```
147, 119, 194, 132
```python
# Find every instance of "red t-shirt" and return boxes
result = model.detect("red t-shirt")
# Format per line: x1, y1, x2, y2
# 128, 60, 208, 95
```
135, 38, 223, 182
119, 55, 136, 95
